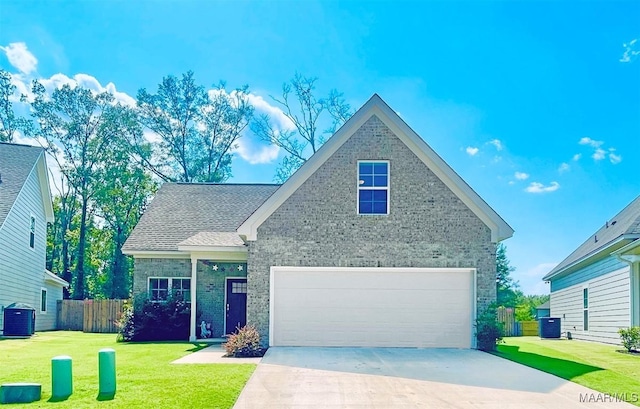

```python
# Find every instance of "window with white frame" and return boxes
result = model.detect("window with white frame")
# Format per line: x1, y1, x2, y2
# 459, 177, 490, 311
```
29, 215, 36, 249
357, 161, 389, 215
149, 278, 191, 302
40, 288, 47, 313
583, 287, 589, 331
172, 278, 191, 301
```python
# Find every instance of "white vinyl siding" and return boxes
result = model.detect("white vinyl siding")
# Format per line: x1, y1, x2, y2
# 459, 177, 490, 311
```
0, 163, 50, 332
550, 266, 630, 345
270, 267, 475, 348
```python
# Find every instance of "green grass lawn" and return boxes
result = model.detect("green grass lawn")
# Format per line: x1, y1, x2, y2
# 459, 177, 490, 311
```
495, 337, 640, 406
0, 331, 255, 408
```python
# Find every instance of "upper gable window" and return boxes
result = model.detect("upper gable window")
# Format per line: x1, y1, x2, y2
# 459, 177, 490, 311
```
29, 215, 36, 249
358, 161, 389, 215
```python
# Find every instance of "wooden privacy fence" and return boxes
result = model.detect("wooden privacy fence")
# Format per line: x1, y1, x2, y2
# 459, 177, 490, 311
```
57, 299, 127, 333
497, 307, 518, 336
497, 307, 540, 336
520, 320, 539, 336
57, 300, 84, 331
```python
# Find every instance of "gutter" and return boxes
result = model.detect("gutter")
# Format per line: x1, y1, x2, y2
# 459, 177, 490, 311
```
543, 234, 640, 282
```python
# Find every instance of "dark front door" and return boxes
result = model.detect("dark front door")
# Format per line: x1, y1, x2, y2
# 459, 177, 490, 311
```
226, 278, 247, 334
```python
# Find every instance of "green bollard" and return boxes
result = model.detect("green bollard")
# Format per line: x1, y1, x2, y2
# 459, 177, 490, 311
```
51, 355, 73, 399
98, 348, 116, 396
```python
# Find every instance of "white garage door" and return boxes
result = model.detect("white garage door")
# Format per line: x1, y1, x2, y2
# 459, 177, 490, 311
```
270, 267, 476, 348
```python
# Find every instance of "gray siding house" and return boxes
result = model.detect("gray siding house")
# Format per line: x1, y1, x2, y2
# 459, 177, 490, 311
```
543, 196, 640, 344
123, 95, 513, 348
0, 143, 68, 332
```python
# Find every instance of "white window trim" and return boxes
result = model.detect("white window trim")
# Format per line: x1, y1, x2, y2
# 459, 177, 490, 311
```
356, 160, 390, 215
40, 287, 47, 314
29, 214, 36, 250
147, 277, 191, 302
582, 284, 589, 332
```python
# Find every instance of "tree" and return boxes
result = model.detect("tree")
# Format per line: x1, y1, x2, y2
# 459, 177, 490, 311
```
134, 72, 253, 182
496, 243, 521, 307
46, 184, 79, 299
0, 68, 28, 142
93, 106, 156, 298
27, 81, 135, 299
515, 294, 550, 321
251, 73, 352, 182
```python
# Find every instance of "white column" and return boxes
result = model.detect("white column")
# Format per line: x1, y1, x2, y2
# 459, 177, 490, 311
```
189, 256, 198, 341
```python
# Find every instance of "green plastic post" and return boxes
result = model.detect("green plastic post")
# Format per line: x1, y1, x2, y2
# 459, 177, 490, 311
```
51, 355, 73, 399
98, 348, 116, 396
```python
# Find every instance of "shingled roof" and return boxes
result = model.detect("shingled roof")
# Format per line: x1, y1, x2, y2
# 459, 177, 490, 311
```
0, 142, 48, 228
544, 195, 640, 280
122, 183, 280, 252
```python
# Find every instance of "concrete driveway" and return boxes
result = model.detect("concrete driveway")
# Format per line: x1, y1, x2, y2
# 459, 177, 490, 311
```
233, 347, 636, 408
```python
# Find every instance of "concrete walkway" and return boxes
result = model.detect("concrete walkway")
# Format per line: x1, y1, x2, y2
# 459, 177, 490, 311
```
171, 344, 262, 364
233, 347, 637, 408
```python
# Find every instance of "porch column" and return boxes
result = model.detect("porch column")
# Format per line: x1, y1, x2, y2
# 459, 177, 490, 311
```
189, 256, 198, 341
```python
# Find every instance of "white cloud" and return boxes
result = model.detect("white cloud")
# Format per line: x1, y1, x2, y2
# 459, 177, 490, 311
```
488, 139, 503, 151
578, 137, 622, 164
620, 38, 639, 63
34, 73, 137, 107
579, 137, 603, 148
514, 172, 529, 180
525, 181, 560, 193
465, 146, 479, 156
247, 93, 295, 131
233, 137, 279, 164
558, 163, 570, 173
592, 148, 606, 161
0, 42, 38, 75
572, 153, 581, 161
609, 152, 622, 164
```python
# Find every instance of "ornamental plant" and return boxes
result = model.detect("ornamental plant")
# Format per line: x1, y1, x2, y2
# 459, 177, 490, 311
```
223, 324, 264, 357
475, 303, 504, 352
618, 327, 640, 352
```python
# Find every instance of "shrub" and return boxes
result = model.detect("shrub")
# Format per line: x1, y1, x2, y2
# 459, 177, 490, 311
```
116, 294, 194, 342
116, 301, 136, 342
475, 303, 504, 352
223, 324, 263, 357
618, 327, 640, 352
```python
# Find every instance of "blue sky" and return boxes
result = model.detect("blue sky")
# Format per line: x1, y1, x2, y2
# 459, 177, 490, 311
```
1, 0, 638, 295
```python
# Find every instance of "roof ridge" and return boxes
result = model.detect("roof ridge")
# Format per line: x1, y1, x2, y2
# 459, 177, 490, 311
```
0, 141, 44, 150
173, 182, 281, 186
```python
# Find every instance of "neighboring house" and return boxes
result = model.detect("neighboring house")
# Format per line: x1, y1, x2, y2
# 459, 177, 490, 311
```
123, 94, 514, 348
0, 142, 69, 333
543, 196, 640, 344
535, 300, 550, 319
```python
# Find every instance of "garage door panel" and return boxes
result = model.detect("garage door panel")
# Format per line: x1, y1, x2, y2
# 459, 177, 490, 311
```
276, 271, 471, 291
271, 268, 474, 348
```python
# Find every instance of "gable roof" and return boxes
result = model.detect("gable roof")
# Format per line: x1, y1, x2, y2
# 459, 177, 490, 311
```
543, 195, 640, 281
237, 94, 514, 242
0, 142, 54, 229
122, 183, 279, 253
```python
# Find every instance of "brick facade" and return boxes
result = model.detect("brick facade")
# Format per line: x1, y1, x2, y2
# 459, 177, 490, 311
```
132, 258, 247, 338
247, 115, 497, 346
